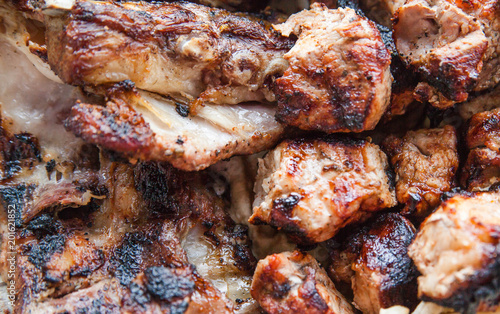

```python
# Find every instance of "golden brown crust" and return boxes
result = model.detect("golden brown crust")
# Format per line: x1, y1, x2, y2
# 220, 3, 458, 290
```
382, 126, 459, 217
273, 4, 392, 133
328, 213, 419, 314
462, 108, 500, 191
251, 251, 354, 314
250, 136, 396, 244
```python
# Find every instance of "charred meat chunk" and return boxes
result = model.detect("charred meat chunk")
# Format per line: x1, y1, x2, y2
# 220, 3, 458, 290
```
251, 251, 354, 314
462, 108, 500, 191
383, 126, 459, 217
249, 136, 397, 244
273, 3, 392, 133
408, 191, 500, 313
328, 213, 419, 314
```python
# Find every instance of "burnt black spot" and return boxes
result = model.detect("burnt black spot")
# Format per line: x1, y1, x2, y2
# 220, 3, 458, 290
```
272, 193, 302, 217
0, 131, 41, 179
111, 232, 152, 286
272, 280, 291, 299
26, 214, 61, 238
298, 268, 328, 311
27, 234, 66, 270
176, 136, 184, 145
134, 162, 175, 215
144, 266, 195, 302
45, 159, 56, 174
175, 103, 189, 118
0, 184, 36, 227
74, 296, 120, 314
129, 281, 151, 308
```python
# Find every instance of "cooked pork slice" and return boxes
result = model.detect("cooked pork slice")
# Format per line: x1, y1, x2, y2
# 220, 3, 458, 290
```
393, 0, 500, 104
249, 136, 397, 244
273, 3, 392, 133
251, 251, 354, 314
458, 84, 500, 121
65, 86, 284, 171
45, 0, 293, 107
184, 0, 269, 12
408, 191, 500, 313
461, 108, 500, 191
382, 126, 459, 217
328, 213, 419, 314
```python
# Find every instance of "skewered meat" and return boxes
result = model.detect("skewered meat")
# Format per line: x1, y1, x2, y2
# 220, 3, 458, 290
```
328, 213, 419, 314
249, 136, 397, 244
461, 108, 500, 191
45, 0, 293, 107
273, 3, 392, 133
65, 85, 285, 171
251, 251, 355, 314
393, 0, 500, 105
408, 191, 500, 313
382, 126, 459, 217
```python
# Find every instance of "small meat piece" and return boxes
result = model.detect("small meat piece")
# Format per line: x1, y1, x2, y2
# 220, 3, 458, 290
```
457, 84, 500, 121
328, 213, 419, 314
382, 126, 459, 217
408, 191, 500, 313
45, 1, 293, 106
249, 136, 397, 244
462, 108, 500, 191
251, 251, 354, 314
393, 0, 500, 104
273, 3, 392, 133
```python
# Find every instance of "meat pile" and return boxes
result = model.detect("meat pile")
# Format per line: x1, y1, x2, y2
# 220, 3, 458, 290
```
1, 0, 500, 313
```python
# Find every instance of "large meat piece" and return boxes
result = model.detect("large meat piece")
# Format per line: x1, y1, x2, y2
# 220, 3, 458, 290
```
393, 0, 500, 104
249, 136, 397, 244
45, 0, 293, 107
408, 192, 500, 313
273, 3, 392, 133
461, 108, 500, 191
251, 251, 354, 314
328, 213, 419, 314
382, 126, 459, 217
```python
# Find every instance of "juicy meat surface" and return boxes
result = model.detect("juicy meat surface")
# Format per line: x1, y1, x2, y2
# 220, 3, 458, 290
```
273, 3, 392, 133
328, 213, 419, 314
45, 0, 293, 106
382, 126, 459, 217
249, 136, 397, 244
462, 108, 500, 191
65, 86, 285, 171
251, 251, 354, 314
393, 0, 500, 103
408, 191, 500, 313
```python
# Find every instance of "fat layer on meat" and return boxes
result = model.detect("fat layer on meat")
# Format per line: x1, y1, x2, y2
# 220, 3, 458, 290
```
249, 136, 397, 244
251, 251, 355, 314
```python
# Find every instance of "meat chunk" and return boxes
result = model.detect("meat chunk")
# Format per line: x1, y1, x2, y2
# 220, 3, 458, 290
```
273, 3, 392, 133
251, 251, 354, 314
408, 192, 500, 313
65, 86, 284, 171
45, 1, 292, 107
249, 136, 397, 244
461, 108, 500, 191
457, 84, 500, 121
393, 0, 500, 104
382, 126, 459, 217
328, 213, 419, 314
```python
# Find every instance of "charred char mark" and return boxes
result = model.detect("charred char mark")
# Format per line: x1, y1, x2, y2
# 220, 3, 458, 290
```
0, 183, 36, 227
298, 267, 329, 311
144, 266, 195, 303
25, 214, 62, 238
27, 234, 66, 270
0, 129, 41, 179
111, 232, 153, 286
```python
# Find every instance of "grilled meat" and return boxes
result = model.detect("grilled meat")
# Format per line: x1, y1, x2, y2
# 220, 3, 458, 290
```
249, 136, 397, 244
45, 0, 293, 107
65, 85, 285, 171
273, 3, 392, 133
382, 126, 459, 217
461, 108, 500, 191
328, 213, 419, 314
251, 251, 354, 314
458, 84, 500, 120
408, 191, 500, 313
393, 0, 500, 105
